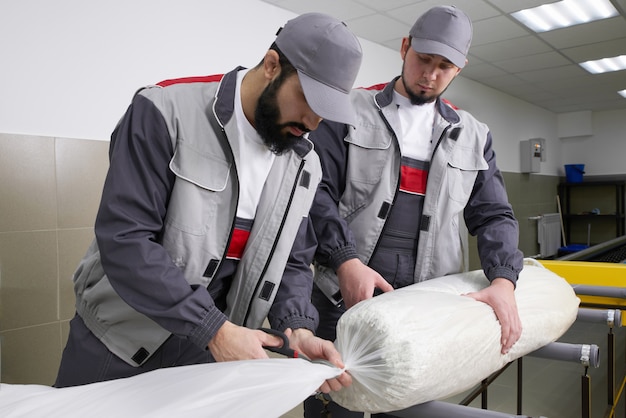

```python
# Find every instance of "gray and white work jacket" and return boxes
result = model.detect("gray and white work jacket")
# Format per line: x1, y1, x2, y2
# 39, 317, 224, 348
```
73, 68, 321, 366
310, 78, 523, 303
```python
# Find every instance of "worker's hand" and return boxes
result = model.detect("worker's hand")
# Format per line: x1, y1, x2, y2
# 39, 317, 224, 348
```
465, 278, 522, 354
285, 328, 352, 394
207, 321, 283, 362
336, 259, 394, 309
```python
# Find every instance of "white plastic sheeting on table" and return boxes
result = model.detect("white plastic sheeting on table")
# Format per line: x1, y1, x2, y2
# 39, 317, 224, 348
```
0, 358, 340, 418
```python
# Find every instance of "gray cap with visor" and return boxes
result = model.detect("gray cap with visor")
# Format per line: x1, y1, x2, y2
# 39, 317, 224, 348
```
409, 5, 473, 68
275, 13, 363, 127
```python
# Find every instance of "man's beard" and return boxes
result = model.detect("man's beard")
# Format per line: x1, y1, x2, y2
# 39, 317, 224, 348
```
254, 74, 307, 155
401, 61, 444, 106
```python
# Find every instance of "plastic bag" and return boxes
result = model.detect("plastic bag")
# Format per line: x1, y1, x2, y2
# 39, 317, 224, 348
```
0, 358, 340, 418
330, 259, 580, 413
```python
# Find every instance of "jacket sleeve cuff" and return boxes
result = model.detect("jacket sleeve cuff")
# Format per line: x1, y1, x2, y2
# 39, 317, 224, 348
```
274, 314, 318, 334
486, 265, 518, 288
328, 245, 359, 271
189, 307, 228, 350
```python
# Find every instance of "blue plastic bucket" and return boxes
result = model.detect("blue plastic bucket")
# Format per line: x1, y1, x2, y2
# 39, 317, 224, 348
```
558, 244, 589, 256
564, 164, 584, 183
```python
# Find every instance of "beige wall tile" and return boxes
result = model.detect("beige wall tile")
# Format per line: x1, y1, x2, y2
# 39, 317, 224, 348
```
0, 134, 57, 232
0, 231, 58, 331
1, 323, 63, 385
58, 228, 95, 320
55, 137, 109, 229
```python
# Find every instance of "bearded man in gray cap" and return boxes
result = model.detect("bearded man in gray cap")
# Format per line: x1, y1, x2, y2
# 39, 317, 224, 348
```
55, 12, 362, 394
304, 6, 524, 416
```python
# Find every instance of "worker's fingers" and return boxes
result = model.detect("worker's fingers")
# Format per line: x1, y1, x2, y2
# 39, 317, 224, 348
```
318, 372, 351, 394
257, 330, 284, 349
502, 313, 523, 354
375, 276, 394, 293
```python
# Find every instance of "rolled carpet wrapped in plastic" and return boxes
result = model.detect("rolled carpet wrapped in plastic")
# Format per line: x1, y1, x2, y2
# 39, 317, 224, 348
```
331, 258, 580, 413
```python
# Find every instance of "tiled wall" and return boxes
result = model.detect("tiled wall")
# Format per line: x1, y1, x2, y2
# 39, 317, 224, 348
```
0, 133, 561, 386
466, 172, 561, 270
0, 133, 109, 385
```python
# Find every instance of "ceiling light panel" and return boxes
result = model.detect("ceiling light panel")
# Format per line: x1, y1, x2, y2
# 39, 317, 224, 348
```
579, 55, 626, 74
512, 0, 619, 33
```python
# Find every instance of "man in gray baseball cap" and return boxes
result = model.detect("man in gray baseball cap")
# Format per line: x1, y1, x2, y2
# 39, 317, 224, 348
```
304, 5, 524, 416
409, 4, 473, 68
55, 12, 362, 397
276, 12, 363, 128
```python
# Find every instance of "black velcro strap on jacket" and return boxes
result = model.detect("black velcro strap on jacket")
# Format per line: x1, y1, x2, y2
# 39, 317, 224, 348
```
449, 127, 461, 140
420, 215, 431, 232
203, 259, 219, 278
377, 202, 391, 219
259, 281, 275, 301
300, 170, 311, 189
131, 347, 150, 365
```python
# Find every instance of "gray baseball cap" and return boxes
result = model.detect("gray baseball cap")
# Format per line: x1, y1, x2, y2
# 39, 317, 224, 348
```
275, 13, 362, 127
409, 5, 472, 68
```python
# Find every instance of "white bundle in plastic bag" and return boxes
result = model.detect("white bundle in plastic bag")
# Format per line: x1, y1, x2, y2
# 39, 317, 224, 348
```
331, 259, 580, 413
0, 358, 340, 418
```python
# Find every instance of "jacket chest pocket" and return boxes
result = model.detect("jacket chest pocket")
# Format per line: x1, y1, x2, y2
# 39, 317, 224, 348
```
166, 140, 232, 235
446, 144, 487, 204
345, 124, 394, 185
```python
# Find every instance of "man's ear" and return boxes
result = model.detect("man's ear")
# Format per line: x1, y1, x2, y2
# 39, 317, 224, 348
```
400, 37, 411, 60
455, 61, 466, 76
263, 50, 281, 80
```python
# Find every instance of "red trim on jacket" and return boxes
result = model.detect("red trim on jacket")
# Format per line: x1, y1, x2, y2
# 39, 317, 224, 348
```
226, 228, 250, 260
358, 82, 388, 91
400, 165, 427, 195
156, 74, 224, 87
442, 98, 459, 110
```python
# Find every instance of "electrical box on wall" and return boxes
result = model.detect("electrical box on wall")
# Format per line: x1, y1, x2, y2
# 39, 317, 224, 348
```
520, 139, 542, 173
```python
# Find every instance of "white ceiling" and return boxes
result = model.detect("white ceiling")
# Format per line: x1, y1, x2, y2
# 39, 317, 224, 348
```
261, 0, 626, 114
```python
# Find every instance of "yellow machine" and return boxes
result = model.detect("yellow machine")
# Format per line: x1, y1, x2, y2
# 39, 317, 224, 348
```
540, 260, 626, 325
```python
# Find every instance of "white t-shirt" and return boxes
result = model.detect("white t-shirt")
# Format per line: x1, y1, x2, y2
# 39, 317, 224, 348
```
393, 91, 436, 161
232, 69, 275, 219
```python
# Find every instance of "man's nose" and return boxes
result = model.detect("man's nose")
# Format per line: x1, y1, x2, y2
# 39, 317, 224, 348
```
303, 112, 323, 132
423, 66, 437, 79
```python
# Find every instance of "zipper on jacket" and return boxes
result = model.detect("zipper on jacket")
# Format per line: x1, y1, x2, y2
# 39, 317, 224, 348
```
205, 104, 239, 281
242, 159, 306, 324
430, 125, 450, 162
365, 109, 402, 265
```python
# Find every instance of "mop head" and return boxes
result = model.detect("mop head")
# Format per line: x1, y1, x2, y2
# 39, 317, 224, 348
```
331, 259, 580, 413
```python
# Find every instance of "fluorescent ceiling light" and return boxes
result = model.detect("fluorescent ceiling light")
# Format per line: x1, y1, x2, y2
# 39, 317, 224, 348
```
579, 55, 626, 74
619, 90, 626, 99
512, 0, 618, 32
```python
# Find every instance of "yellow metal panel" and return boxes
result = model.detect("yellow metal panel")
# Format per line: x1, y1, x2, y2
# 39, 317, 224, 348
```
540, 260, 626, 325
